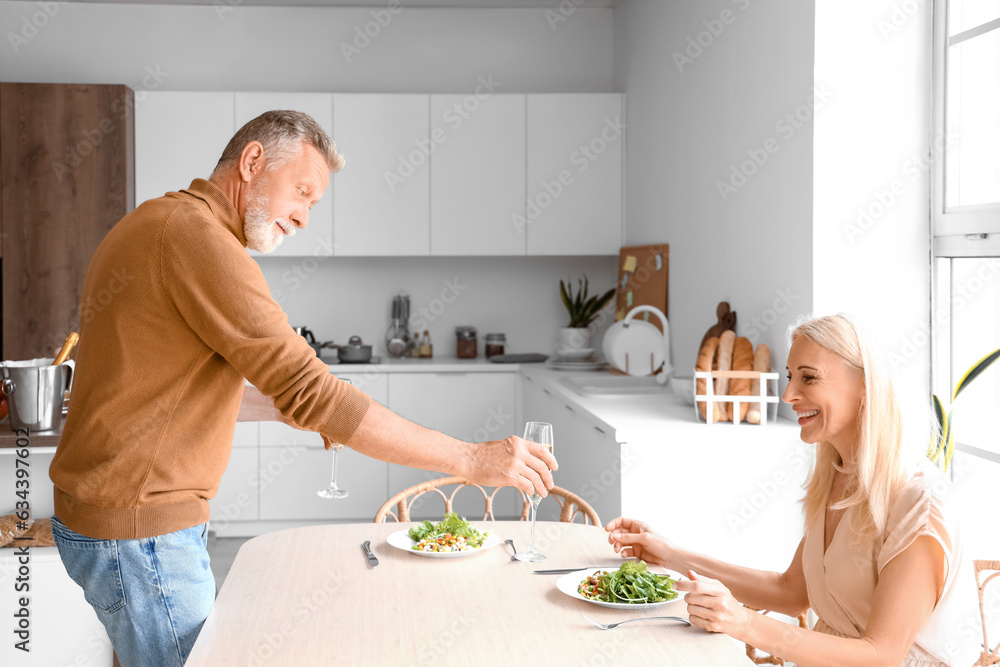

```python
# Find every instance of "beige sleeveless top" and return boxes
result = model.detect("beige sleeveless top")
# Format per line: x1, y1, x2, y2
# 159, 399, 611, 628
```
802, 462, 980, 666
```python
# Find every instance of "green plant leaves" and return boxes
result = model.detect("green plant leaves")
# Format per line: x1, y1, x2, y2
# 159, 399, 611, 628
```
560, 275, 615, 329
929, 347, 999, 472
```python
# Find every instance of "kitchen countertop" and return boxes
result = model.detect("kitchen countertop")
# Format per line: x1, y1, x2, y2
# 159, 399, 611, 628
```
321, 354, 528, 373
0, 418, 63, 449
520, 365, 798, 443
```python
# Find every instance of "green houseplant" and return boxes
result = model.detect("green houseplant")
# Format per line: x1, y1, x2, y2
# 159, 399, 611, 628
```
928, 347, 1000, 472
557, 276, 616, 354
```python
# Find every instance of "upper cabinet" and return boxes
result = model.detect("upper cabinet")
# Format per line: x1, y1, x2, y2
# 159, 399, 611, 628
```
133, 92, 622, 257
135, 91, 234, 204
526, 94, 623, 255
234, 93, 335, 258
332, 94, 430, 256
429, 94, 526, 256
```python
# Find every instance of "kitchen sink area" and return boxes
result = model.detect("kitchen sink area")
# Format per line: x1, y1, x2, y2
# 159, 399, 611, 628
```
559, 373, 672, 396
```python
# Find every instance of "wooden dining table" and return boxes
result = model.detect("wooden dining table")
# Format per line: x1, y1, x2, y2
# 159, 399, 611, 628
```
185, 521, 755, 666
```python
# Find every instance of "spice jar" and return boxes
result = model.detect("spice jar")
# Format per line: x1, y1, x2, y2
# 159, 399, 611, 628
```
485, 333, 506, 358
455, 326, 478, 359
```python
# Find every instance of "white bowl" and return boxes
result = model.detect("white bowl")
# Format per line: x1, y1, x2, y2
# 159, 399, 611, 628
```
555, 346, 595, 361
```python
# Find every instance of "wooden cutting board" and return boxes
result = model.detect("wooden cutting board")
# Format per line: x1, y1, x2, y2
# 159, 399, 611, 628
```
614, 244, 669, 332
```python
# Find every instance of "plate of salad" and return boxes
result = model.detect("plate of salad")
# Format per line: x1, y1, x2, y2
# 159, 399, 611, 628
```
387, 513, 500, 559
557, 561, 683, 609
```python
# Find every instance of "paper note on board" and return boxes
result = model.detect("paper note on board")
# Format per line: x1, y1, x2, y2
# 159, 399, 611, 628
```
620, 274, 628, 290
654, 253, 663, 271
626, 291, 633, 307
616, 309, 625, 321
623, 255, 637, 273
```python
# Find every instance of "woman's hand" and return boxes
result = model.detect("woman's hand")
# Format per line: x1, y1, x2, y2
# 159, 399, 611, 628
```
604, 517, 676, 568
676, 571, 751, 637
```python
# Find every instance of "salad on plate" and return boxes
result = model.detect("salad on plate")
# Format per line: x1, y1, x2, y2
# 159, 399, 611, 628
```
577, 561, 679, 604
406, 513, 490, 553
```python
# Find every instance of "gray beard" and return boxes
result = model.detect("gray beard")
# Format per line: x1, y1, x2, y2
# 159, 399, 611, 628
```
243, 182, 283, 253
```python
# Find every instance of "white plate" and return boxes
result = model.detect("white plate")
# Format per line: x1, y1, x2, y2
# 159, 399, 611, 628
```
545, 358, 609, 372
556, 567, 685, 610
386, 529, 500, 559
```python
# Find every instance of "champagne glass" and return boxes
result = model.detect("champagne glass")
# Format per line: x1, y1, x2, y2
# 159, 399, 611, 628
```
317, 443, 349, 499
515, 422, 554, 563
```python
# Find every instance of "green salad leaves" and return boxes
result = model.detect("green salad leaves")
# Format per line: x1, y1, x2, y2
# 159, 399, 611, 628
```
587, 561, 679, 604
407, 512, 487, 544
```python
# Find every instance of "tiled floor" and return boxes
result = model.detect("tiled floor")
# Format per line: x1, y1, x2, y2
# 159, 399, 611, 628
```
206, 533, 251, 593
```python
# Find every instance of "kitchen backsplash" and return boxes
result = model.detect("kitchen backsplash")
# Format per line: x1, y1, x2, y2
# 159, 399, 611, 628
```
255, 255, 619, 359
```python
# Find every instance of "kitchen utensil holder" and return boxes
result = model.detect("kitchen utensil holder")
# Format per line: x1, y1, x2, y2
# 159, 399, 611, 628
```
693, 370, 779, 426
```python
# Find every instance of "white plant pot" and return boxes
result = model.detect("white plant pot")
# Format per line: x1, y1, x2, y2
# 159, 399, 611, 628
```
557, 327, 594, 351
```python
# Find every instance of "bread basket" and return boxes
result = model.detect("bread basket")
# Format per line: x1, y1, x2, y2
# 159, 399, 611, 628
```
693, 370, 779, 425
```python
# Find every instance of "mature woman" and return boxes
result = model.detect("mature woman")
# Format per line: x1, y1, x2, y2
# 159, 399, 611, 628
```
607, 314, 978, 666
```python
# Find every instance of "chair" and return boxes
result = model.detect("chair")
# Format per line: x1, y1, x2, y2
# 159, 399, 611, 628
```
373, 476, 601, 526
975, 560, 1000, 666
744, 606, 810, 665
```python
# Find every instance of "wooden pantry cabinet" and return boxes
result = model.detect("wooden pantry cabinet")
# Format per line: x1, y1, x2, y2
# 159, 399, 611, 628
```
0, 82, 134, 360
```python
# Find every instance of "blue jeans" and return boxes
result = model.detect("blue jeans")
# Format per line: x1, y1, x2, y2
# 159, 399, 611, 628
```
51, 517, 216, 667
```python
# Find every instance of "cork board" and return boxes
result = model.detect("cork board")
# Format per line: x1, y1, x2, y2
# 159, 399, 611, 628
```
614, 244, 669, 333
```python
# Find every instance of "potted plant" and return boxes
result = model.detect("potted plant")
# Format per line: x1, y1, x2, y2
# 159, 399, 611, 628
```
558, 276, 616, 354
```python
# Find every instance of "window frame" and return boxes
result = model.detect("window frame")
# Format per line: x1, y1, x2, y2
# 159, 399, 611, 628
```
931, 0, 1000, 465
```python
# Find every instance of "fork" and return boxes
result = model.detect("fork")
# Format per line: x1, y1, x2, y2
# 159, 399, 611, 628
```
505, 539, 519, 561
579, 613, 692, 630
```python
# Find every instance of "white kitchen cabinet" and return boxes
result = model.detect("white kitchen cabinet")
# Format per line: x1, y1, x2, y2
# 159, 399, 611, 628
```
209, 423, 259, 533
234, 92, 335, 258
525, 94, 623, 255
258, 445, 388, 521
386, 371, 518, 519
332, 94, 430, 256
135, 91, 234, 204
429, 94, 526, 255
520, 372, 620, 525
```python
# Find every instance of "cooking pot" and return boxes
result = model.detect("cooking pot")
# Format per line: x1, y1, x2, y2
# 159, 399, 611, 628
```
333, 336, 373, 363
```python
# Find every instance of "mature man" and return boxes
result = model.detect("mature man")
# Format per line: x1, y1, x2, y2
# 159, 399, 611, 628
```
49, 111, 556, 667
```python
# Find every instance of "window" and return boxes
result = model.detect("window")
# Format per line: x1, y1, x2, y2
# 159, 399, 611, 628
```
932, 0, 1000, 463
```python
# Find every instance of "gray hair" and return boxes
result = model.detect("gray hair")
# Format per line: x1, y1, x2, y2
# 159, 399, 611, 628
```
212, 109, 345, 175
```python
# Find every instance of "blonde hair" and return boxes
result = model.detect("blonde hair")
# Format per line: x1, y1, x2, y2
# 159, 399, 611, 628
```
212, 110, 345, 176
789, 313, 906, 541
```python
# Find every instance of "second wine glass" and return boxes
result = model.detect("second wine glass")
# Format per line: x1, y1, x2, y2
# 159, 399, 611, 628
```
514, 421, 553, 563
317, 444, 349, 499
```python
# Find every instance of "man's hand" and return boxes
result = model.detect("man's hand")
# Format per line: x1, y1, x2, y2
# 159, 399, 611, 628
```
463, 436, 558, 497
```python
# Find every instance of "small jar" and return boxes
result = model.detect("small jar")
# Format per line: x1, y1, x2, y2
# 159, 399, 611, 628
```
485, 333, 506, 358
455, 326, 478, 359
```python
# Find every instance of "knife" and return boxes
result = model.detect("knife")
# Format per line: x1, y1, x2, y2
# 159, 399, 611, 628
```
362, 540, 379, 567
533, 567, 613, 575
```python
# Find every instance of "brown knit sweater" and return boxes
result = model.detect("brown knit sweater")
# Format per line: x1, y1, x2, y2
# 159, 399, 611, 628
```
50, 179, 370, 540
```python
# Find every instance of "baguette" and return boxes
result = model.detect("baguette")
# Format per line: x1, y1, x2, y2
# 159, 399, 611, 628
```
715, 331, 735, 421
727, 337, 753, 422
746, 343, 771, 424
696, 337, 724, 422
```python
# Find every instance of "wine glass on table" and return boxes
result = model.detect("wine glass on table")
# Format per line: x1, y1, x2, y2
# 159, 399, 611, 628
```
515, 422, 554, 563
317, 443, 349, 499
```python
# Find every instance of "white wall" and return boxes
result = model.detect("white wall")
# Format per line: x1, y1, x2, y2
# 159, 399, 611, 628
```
0, 2, 612, 93
257, 255, 618, 356
613, 0, 815, 418
812, 0, 932, 439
